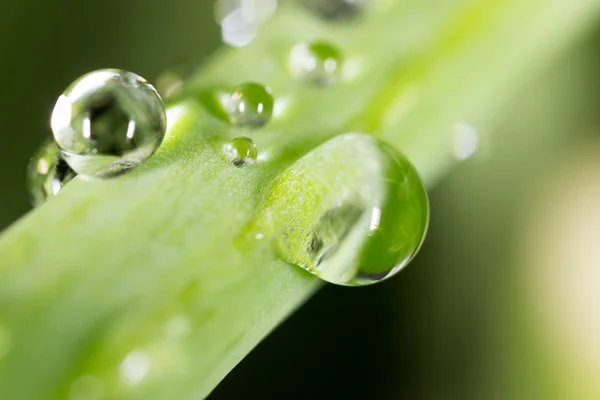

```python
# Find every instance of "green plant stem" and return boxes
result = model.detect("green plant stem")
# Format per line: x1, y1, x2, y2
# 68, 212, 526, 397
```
0, 1, 599, 399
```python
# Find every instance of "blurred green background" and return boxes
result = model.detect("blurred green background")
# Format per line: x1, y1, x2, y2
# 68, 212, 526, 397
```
2, 1, 600, 399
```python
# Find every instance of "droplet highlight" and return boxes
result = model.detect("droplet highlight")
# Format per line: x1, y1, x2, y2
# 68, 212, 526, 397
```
51, 69, 166, 179
27, 140, 77, 206
289, 41, 343, 86
250, 133, 429, 286
227, 82, 274, 128
225, 137, 258, 166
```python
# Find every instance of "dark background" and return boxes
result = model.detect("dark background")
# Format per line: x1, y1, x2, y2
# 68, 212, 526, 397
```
2, 1, 600, 399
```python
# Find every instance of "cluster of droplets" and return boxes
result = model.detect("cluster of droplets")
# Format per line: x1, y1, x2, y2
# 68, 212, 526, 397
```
25, 1, 435, 287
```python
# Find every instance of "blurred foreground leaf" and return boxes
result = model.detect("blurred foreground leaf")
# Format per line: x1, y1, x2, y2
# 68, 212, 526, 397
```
1, 1, 599, 398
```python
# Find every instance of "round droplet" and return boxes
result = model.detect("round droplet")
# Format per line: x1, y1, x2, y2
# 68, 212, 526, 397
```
224, 137, 258, 167
27, 140, 77, 206
51, 69, 167, 178
299, 0, 371, 21
227, 82, 274, 128
250, 133, 429, 286
290, 41, 343, 86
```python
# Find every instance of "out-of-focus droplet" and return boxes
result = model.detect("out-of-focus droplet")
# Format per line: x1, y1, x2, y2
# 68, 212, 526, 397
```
27, 140, 77, 206
299, 0, 371, 21
51, 69, 166, 179
119, 350, 150, 386
215, 0, 278, 47
452, 123, 479, 160
227, 82, 274, 128
289, 41, 343, 86
69, 375, 104, 400
225, 137, 258, 166
249, 133, 429, 286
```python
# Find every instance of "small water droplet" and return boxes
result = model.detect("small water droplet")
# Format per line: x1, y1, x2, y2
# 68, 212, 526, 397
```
289, 41, 343, 86
27, 140, 77, 206
120, 350, 150, 386
0, 325, 12, 359
227, 82, 274, 128
299, 0, 370, 21
249, 133, 429, 286
452, 123, 479, 160
225, 137, 258, 166
69, 375, 103, 400
51, 69, 166, 179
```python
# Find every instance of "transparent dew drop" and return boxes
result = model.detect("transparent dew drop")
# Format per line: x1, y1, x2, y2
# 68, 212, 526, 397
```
227, 82, 274, 128
225, 136, 258, 166
249, 133, 429, 286
27, 139, 77, 207
51, 69, 166, 179
298, 0, 371, 21
289, 41, 343, 86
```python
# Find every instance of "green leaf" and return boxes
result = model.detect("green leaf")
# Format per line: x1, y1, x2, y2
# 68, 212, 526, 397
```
0, 1, 599, 399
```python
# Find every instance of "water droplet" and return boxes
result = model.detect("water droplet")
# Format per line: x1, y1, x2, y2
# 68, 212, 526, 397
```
299, 0, 370, 21
452, 123, 479, 160
289, 41, 343, 86
225, 137, 258, 166
69, 375, 103, 400
227, 82, 274, 128
120, 350, 150, 386
250, 133, 429, 286
51, 69, 166, 179
27, 140, 77, 206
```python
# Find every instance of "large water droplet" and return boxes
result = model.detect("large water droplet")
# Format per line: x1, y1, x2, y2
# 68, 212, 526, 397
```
51, 69, 166, 179
289, 41, 343, 86
225, 136, 258, 166
27, 140, 77, 206
250, 133, 429, 286
227, 82, 274, 128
